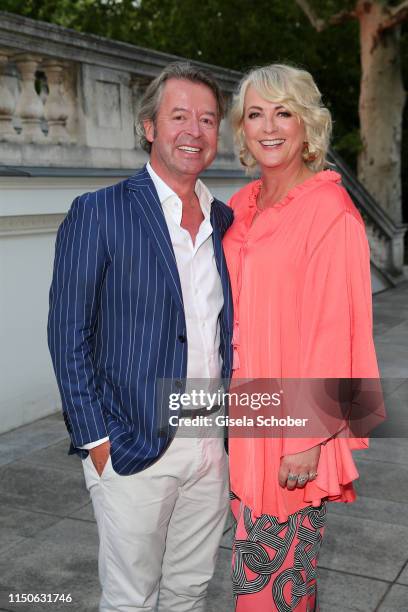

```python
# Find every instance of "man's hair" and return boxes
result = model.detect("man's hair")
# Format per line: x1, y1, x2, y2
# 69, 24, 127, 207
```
136, 61, 226, 153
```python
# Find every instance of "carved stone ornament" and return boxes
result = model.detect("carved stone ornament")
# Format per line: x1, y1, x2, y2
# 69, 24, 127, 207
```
42, 60, 69, 144
13, 53, 45, 144
0, 49, 18, 142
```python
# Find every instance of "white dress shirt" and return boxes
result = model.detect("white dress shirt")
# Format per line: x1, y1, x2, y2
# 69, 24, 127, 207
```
82, 163, 223, 449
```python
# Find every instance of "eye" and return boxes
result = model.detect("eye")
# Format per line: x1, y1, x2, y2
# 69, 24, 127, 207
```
201, 116, 215, 127
173, 114, 186, 121
278, 110, 292, 118
248, 111, 260, 119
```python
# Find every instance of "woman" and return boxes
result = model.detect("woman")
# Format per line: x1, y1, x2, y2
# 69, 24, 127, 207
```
223, 64, 379, 611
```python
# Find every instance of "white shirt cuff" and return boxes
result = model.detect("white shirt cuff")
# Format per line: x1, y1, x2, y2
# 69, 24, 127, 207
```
79, 436, 109, 450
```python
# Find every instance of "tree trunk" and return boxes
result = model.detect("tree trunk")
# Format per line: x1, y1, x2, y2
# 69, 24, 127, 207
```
357, 0, 406, 224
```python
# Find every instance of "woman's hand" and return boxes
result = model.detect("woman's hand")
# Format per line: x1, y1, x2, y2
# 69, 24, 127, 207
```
279, 445, 321, 489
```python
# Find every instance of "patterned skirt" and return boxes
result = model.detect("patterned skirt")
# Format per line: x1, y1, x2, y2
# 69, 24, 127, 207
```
231, 494, 327, 612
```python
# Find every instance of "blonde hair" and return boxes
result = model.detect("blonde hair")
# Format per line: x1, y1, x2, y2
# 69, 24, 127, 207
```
231, 64, 332, 172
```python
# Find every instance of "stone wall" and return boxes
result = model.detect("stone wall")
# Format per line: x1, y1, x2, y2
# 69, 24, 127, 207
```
0, 12, 241, 171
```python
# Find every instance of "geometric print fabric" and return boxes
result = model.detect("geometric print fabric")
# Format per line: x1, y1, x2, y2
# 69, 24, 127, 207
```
231, 494, 327, 611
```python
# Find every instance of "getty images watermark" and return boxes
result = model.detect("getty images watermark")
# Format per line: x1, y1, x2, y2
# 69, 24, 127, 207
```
156, 378, 387, 438
167, 389, 309, 429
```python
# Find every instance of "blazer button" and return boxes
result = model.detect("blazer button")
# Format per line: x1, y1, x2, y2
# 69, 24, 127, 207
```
178, 334, 186, 343
175, 380, 183, 389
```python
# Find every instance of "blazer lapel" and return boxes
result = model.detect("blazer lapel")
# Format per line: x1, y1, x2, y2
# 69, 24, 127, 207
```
210, 201, 233, 380
211, 201, 233, 318
126, 167, 184, 314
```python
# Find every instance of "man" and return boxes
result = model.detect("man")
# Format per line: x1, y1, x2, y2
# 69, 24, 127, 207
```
47, 62, 233, 612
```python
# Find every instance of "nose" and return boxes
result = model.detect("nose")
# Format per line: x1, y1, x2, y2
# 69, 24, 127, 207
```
187, 114, 201, 138
263, 114, 276, 134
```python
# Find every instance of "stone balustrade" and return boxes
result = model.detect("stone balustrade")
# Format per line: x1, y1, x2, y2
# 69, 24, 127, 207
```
0, 11, 241, 170
328, 151, 407, 286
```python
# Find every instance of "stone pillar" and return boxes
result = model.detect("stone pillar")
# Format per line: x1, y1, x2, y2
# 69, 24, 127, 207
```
61, 62, 78, 143
390, 227, 407, 275
13, 53, 45, 143
42, 59, 69, 144
218, 93, 234, 156
130, 76, 150, 149
0, 49, 17, 141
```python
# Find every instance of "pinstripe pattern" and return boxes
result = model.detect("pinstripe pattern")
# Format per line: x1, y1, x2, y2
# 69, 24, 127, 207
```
48, 165, 233, 475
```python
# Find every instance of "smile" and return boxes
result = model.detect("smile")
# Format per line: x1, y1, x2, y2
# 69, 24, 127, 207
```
259, 139, 285, 147
177, 146, 201, 153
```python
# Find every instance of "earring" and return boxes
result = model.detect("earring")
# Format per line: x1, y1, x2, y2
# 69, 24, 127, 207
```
302, 142, 317, 162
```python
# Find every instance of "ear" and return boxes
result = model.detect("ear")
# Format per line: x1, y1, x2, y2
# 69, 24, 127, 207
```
143, 119, 155, 144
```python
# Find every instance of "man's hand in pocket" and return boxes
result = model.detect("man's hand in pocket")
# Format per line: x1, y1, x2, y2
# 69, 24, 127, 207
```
90, 440, 111, 476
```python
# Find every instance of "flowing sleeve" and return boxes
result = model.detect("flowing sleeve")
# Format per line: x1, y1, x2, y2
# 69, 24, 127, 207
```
282, 205, 380, 456
301, 209, 378, 377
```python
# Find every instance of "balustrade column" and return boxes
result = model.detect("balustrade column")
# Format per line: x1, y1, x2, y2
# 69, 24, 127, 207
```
218, 94, 234, 156
0, 49, 17, 141
60, 62, 78, 143
42, 59, 69, 144
130, 76, 150, 149
13, 53, 45, 143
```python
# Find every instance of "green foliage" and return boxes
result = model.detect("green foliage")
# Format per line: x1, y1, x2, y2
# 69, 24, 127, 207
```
333, 129, 363, 164
1, 0, 138, 38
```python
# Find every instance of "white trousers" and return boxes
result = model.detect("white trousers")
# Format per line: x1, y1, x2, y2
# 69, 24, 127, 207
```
82, 434, 229, 612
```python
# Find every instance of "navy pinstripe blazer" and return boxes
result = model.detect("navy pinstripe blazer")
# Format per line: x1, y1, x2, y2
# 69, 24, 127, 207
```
47, 165, 233, 474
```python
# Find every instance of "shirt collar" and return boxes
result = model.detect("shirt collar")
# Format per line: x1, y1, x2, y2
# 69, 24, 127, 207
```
146, 162, 214, 221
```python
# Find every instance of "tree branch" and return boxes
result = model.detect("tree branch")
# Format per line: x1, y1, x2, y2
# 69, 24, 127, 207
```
296, 0, 356, 32
295, 0, 326, 31
390, 0, 408, 18
380, 0, 408, 32
329, 9, 358, 26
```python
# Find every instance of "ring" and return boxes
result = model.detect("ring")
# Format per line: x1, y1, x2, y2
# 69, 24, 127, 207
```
297, 474, 309, 484
287, 473, 298, 481
309, 471, 318, 480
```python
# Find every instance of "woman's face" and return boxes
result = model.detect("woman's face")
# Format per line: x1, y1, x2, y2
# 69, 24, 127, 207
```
242, 85, 306, 172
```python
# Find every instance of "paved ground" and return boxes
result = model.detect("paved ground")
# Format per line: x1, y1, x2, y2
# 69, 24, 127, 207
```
0, 283, 407, 612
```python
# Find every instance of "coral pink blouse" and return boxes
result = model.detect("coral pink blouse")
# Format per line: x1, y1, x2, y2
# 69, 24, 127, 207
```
223, 171, 379, 521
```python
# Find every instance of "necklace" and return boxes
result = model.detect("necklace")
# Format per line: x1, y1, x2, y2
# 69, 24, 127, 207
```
256, 183, 271, 212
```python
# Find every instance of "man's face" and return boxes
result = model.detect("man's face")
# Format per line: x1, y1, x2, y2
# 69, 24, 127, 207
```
144, 78, 219, 181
